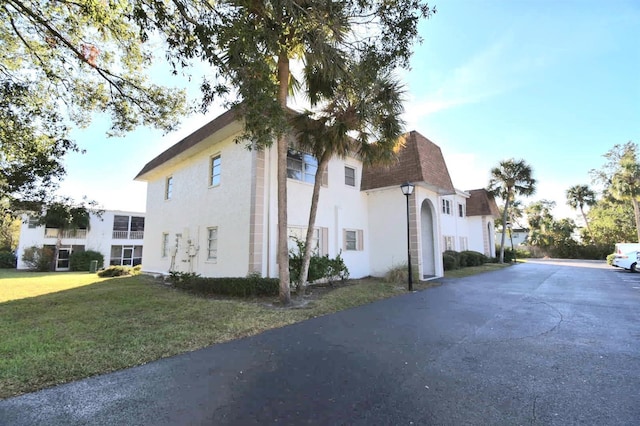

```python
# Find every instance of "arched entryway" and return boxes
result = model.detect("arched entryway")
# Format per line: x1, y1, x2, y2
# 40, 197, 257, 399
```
420, 199, 436, 278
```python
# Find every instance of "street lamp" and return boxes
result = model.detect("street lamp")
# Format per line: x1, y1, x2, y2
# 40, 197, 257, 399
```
506, 221, 516, 263
400, 182, 415, 291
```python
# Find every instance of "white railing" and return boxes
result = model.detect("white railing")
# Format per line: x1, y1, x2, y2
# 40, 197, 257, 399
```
44, 228, 88, 239
112, 230, 144, 239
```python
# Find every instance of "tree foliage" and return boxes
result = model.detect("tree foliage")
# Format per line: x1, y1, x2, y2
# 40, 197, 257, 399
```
1, 0, 187, 208
589, 142, 640, 242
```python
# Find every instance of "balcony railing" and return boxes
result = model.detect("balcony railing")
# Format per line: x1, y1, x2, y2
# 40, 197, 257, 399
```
44, 228, 88, 239
112, 230, 144, 240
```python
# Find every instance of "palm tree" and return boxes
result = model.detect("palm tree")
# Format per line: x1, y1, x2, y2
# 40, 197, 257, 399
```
291, 61, 405, 291
611, 152, 640, 242
487, 159, 536, 263
566, 184, 597, 240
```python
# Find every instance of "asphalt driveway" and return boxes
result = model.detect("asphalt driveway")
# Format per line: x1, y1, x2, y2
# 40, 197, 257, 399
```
1, 260, 639, 425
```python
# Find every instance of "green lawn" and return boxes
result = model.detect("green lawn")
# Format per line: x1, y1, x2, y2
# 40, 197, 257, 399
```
0, 270, 111, 302
0, 263, 504, 399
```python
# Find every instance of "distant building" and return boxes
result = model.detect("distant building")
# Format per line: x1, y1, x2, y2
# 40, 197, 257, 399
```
134, 109, 500, 280
16, 210, 145, 270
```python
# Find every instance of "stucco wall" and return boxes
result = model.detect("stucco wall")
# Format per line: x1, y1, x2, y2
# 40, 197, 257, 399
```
142, 133, 252, 277
264, 150, 371, 279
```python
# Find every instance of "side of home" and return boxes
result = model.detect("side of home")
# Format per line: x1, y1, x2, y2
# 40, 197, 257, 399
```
135, 110, 499, 280
16, 210, 146, 270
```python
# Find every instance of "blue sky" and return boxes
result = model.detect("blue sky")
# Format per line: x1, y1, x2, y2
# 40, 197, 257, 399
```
60, 0, 639, 221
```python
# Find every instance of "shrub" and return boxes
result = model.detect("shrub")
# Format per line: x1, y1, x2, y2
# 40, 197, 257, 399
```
460, 250, 488, 266
69, 250, 104, 271
288, 237, 349, 289
384, 263, 419, 283
21, 246, 54, 271
0, 251, 16, 268
606, 253, 616, 265
443, 250, 460, 269
98, 265, 136, 277
171, 274, 279, 298
443, 254, 458, 271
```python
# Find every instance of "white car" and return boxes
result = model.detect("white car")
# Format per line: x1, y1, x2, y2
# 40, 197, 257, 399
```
612, 250, 640, 272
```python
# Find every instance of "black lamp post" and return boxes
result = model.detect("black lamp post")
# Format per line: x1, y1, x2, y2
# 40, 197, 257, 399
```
400, 182, 415, 291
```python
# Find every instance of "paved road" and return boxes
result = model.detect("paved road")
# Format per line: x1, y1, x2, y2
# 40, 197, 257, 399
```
1, 260, 639, 425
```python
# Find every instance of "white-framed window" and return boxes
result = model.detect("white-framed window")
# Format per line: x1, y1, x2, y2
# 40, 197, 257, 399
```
27, 215, 39, 228
110, 245, 143, 266
459, 236, 468, 251
287, 149, 318, 183
210, 154, 221, 187
207, 227, 218, 261
161, 233, 170, 258
458, 203, 465, 217
288, 226, 328, 256
344, 229, 363, 251
165, 176, 173, 200
443, 236, 455, 251
442, 199, 451, 215
344, 166, 356, 187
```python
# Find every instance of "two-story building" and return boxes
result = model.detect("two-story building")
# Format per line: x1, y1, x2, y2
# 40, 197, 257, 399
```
16, 210, 145, 270
134, 109, 499, 280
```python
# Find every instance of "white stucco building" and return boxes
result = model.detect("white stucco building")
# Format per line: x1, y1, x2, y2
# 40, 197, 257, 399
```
135, 109, 499, 279
16, 210, 145, 270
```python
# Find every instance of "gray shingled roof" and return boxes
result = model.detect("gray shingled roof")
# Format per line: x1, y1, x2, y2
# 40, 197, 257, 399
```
360, 131, 455, 193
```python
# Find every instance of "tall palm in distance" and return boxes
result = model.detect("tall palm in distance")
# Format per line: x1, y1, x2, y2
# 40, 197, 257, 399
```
488, 159, 536, 263
566, 184, 597, 241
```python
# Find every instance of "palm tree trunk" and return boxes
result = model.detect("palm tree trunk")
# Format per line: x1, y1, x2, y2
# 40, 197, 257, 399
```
579, 207, 593, 242
298, 153, 330, 293
276, 52, 291, 305
633, 198, 640, 243
499, 196, 511, 263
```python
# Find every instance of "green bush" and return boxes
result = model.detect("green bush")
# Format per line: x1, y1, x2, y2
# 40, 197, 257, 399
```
460, 250, 488, 266
98, 265, 137, 277
443, 254, 458, 271
288, 237, 349, 289
606, 253, 616, 265
69, 250, 104, 271
0, 251, 16, 268
171, 274, 279, 298
21, 246, 54, 271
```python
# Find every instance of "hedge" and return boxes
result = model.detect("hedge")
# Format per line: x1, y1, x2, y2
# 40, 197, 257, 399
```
170, 273, 279, 298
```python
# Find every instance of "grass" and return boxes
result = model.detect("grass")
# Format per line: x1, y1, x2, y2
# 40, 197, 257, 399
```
0, 270, 111, 302
0, 263, 495, 399
444, 262, 511, 278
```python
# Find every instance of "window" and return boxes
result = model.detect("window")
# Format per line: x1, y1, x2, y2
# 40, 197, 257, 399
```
27, 216, 39, 228
458, 203, 465, 217
288, 227, 328, 256
161, 233, 170, 258
459, 237, 468, 251
207, 227, 218, 261
442, 199, 451, 215
110, 245, 142, 266
165, 176, 173, 200
210, 154, 221, 186
443, 236, 455, 251
345, 166, 356, 187
287, 149, 317, 183
112, 216, 145, 239
344, 229, 363, 251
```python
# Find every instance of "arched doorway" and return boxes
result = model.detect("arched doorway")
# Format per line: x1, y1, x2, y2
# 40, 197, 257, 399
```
420, 199, 436, 277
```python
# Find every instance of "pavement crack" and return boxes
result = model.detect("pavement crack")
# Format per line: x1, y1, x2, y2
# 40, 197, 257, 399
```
530, 394, 538, 425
